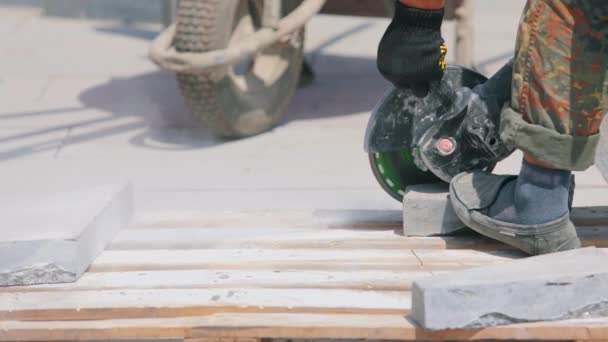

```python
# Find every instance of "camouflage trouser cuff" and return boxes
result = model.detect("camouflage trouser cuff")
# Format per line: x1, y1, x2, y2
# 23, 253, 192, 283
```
500, 107, 600, 171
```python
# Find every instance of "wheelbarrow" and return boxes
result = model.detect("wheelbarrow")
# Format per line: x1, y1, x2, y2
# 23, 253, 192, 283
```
149, 0, 473, 138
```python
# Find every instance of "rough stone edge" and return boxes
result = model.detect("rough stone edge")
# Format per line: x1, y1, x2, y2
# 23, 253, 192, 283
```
412, 256, 608, 330
0, 182, 134, 287
463, 300, 608, 329
0, 263, 76, 287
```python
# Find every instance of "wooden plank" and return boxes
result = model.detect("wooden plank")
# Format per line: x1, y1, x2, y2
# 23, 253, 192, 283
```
572, 207, 608, 226
187, 339, 261, 342
580, 226, 608, 247
131, 208, 608, 230
110, 228, 405, 250
109, 227, 505, 251
1, 313, 607, 341
0, 269, 431, 292
131, 209, 395, 230
91, 248, 602, 273
412, 249, 525, 268
0, 289, 411, 321
89, 249, 421, 272
109, 226, 608, 251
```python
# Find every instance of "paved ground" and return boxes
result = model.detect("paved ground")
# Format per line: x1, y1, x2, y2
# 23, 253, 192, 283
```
0, 2, 605, 224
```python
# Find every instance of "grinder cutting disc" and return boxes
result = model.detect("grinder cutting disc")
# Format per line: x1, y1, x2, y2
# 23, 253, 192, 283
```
369, 149, 439, 202
365, 65, 488, 202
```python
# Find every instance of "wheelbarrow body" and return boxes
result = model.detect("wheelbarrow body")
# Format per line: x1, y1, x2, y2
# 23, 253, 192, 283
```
150, 0, 470, 138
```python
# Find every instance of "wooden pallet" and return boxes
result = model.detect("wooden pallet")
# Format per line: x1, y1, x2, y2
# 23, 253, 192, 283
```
1, 208, 608, 342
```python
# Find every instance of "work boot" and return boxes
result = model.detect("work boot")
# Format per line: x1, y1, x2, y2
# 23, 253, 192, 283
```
449, 162, 580, 255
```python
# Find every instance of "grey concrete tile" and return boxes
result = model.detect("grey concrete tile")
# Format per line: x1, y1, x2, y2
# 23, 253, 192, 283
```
58, 123, 211, 158
1, 142, 380, 190
0, 73, 192, 129
473, 0, 525, 75
0, 17, 159, 77
0, 77, 49, 112
285, 73, 389, 123
305, 16, 460, 76
57, 113, 367, 159
412, 248, 608, 329
51, 118, 379, 192
0, 158, 397, 214
403, 183, 465, 237
0, 7, 41, 33
0, 127, 68, 160
0, 3, 601, 222
305, 15, 387, 58
0, 182, 132, 286
135, 188, 400, 214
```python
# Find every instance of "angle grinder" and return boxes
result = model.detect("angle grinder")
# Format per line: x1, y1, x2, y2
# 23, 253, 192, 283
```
365, 61, 515, 201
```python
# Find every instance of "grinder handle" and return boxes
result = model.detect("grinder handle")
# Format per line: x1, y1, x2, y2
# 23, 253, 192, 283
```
410, 83, 431, 98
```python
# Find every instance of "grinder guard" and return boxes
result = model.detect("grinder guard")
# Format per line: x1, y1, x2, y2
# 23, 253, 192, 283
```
366, 61, 516, 200
418, 61, 516, 182
364, 65, 488, 153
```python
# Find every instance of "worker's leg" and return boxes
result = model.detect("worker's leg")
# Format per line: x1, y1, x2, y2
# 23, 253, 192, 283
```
449, 0, 608, 255
488, 0, 608, 225
502, 0, 608, 171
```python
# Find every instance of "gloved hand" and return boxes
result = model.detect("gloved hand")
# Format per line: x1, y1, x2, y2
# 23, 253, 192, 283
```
377, 1, 447, 90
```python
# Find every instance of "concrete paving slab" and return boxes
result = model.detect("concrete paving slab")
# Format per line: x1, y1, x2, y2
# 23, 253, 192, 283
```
0, 5, 603, 219
0, 77, 49, 107
0, 182, 133, 286
62, 72, 192, 128
402, 183, 465, 236
0, 151, 378, 191
285, 73, 386, 125
0, 127, 68, 160
304, 15, 386, 58
57, 119, 367, 161
136, 189, 399, 214
412, 247, 608, 330
0, 74, 192, 130
569, 187, 608, 208
307, 16, 456, 76
0, 7, 41, 34
473, 0, 525, 75
0, 17, 159, 77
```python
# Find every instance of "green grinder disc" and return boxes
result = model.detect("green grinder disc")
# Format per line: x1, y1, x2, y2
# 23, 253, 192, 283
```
369, 149, 441, 202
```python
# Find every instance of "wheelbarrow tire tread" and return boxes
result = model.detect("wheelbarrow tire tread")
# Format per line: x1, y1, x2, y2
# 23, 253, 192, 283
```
174, 0, 304, 138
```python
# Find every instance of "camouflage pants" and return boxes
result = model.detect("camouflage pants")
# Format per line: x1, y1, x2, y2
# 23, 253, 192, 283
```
500, 0, 608, 170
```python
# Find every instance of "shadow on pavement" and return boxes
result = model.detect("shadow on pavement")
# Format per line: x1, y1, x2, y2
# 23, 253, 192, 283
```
0, 53, 383, 162
0, 14, 517, 162
95, 26, 160, 41
283, 54, 388, 124
0, 49, 514, 162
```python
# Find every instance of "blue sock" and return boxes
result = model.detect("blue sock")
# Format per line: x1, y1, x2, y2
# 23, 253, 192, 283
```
487, 160, 572, 225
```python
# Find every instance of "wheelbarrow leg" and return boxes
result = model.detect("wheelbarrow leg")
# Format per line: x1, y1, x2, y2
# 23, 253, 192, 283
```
263, 0, 282, 28
162, 0, 176, 28
299, 58, 315, 88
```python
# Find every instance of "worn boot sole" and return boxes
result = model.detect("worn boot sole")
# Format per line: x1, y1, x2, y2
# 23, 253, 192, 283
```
449, 172, 581, 256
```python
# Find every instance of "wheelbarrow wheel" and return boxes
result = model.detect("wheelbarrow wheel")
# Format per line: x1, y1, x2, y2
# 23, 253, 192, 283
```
174, 0, 304, 138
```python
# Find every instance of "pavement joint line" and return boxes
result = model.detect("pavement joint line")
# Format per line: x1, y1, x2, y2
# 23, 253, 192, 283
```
10, 9, 41, 32
35, 77, 53, 102
54, 126, 72, 158
410, 250, 424, 267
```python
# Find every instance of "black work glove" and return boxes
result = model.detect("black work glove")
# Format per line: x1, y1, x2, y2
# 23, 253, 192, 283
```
377, 1, 447, 90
